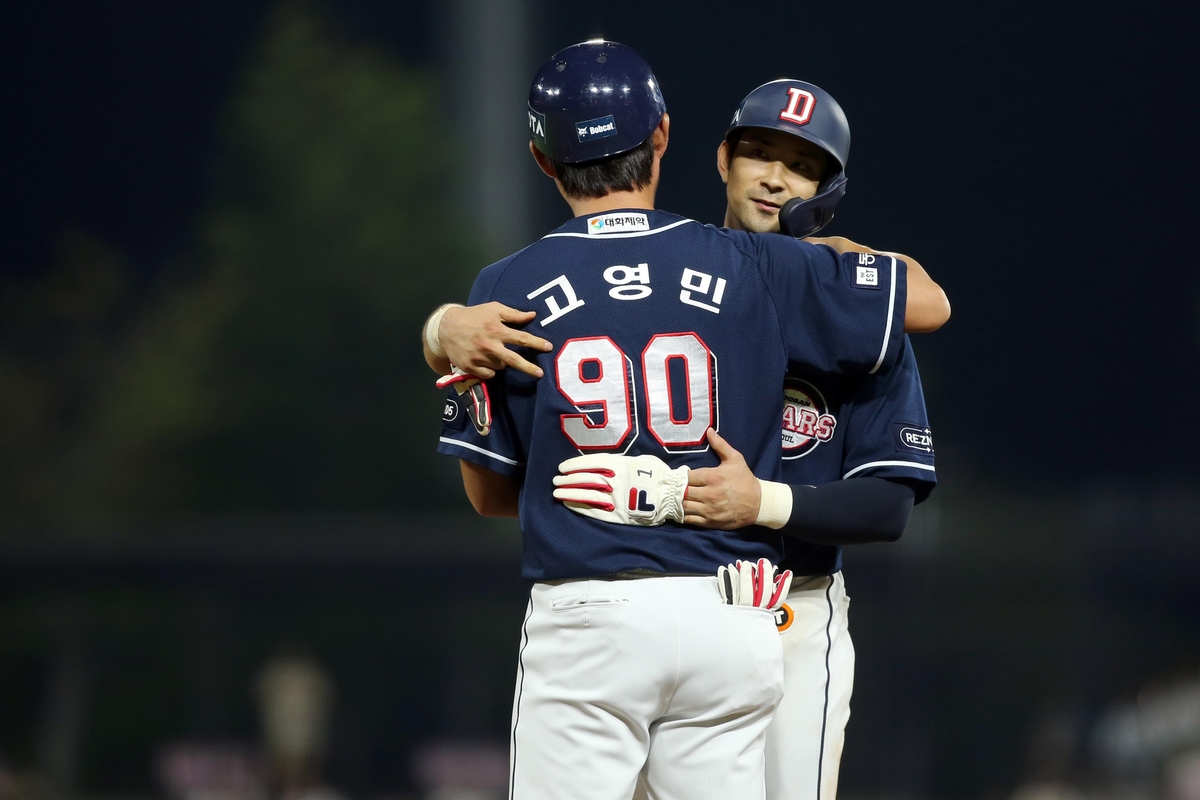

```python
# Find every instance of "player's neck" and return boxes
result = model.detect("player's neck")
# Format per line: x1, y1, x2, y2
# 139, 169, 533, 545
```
722, 207, 745, 231
565, 187, 657, 218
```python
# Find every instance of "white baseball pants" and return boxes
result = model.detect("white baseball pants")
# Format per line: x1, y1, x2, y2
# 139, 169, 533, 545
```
508, 575, 785, 800
764, 571, 855, 800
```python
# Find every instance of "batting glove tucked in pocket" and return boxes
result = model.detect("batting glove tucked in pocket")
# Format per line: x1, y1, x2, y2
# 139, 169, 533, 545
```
552, 453, 689, 526
436, 364, 492, 436
717, 558, 793, 611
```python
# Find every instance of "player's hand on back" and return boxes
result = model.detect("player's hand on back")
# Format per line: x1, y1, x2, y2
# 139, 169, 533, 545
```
682, 429, 762, 530
441, 302, 554, 379
551, 430, 764, 530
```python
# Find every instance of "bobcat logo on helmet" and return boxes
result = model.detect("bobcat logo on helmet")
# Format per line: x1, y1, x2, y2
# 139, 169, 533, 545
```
781, 377, 837, 460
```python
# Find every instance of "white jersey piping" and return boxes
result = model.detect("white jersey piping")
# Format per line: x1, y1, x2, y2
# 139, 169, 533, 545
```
541, 218, 696, 240
439, 436, 521, 466
841, 460, 936, 480
868, 256, 898, 375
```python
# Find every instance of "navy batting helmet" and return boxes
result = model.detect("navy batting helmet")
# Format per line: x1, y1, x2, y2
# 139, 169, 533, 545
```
726, 79, 850, 238
528, 40, 667, 165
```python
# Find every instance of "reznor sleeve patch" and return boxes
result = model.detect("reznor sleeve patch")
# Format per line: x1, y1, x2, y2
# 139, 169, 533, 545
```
892, 422, 933, 454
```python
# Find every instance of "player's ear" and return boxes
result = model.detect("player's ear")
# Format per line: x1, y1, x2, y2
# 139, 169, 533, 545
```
716, 139, 731, 185
530, 141, 557, 179
651, 113, 670, 161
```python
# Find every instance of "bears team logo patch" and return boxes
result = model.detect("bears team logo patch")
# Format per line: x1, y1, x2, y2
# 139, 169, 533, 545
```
774, 602, 794, 633
781, 378, 837, 459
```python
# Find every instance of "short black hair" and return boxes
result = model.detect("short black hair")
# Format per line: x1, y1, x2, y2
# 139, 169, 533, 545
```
550, 137, 654, 199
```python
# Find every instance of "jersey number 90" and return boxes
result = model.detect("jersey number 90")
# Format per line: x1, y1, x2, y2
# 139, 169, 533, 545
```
554, 333, 718, 454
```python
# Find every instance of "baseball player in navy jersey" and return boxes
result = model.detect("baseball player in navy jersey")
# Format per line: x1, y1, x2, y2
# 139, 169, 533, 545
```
427, 42, 949, 800
548, 81, 939, 800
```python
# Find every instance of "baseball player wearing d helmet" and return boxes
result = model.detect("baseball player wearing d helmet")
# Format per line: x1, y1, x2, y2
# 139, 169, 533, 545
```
428, 41, 950, 800
723, 79, 850, 239
551, 79, 942, 800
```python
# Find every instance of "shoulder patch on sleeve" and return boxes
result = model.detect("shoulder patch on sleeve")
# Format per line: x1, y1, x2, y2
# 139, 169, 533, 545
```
442, 394, 467, 431
852, 253, 882, 290
892, 422, 934, 454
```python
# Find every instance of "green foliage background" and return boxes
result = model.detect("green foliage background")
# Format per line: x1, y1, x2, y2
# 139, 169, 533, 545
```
1, 2, 479, 515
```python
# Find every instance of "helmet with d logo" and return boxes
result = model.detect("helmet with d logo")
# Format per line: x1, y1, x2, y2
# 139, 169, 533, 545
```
726, 79, 850, 237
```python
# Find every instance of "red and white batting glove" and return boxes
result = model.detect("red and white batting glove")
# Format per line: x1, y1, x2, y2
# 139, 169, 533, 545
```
716, 558, 793, 611
436, 365, 492, 436
552, 453, 689, 526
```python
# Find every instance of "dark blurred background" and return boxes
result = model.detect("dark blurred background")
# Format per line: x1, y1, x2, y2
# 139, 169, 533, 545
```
3, 1, 1198, 799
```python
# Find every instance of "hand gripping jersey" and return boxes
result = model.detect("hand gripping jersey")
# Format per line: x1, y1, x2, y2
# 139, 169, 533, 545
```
438, 209, 907, 581
776, 334, 937, 576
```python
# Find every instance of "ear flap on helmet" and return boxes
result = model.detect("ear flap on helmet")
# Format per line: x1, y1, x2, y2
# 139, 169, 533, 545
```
778, 175, 848, 239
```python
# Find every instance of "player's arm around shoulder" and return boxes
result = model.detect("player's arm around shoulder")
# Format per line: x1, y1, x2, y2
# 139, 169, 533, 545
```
422, 302, 553, 378
806, 235, 951, 332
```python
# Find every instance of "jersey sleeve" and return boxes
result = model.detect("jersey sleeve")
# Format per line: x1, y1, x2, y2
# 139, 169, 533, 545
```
436, 378, 525, 475
838, 335, 936, 503
755, 236, 906, 375
435, 261, 527, 475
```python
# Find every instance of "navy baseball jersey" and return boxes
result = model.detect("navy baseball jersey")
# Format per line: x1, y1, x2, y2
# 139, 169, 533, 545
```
438, 209, 907, 581
776, 334, 937, 576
